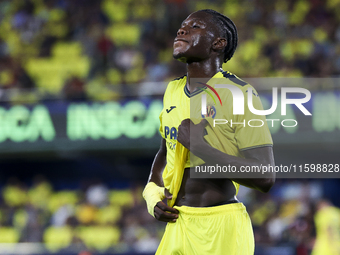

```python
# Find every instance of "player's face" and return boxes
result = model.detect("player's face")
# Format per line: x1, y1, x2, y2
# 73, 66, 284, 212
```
173, 11, 219, 63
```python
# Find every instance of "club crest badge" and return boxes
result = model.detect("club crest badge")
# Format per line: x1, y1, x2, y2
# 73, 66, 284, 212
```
202, 105, 216, 118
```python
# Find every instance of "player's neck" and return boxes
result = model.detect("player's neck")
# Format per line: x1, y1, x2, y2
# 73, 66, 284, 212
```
185, 58, 222, 93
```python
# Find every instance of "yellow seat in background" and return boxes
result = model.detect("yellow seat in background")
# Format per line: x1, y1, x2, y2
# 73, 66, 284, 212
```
106, 23, 140, 46
75, 204, 97, 224
2, 185, 27, 207
101, 0, 130, 22
52, 42, 82, 59
24, 42, 90, 94
95, 205, 122, 225
48, 191, 79, 213
0, 227, 20, 243
44, 226, 73, 252
28, 181, 53, 209
76, 225, 120, 251
13, 209, 28, 229
109, 189, 134, 208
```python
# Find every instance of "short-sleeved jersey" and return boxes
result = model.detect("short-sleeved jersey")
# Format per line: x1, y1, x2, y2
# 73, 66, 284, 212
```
159, 69, 273, 172
312, 206, 340, 255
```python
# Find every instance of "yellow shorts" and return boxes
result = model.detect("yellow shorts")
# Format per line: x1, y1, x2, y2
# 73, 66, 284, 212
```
156, 202, 254, 255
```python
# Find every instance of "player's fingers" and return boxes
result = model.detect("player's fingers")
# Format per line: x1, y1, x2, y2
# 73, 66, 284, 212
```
154, 207, 177, 222
155, 206, 178, 219
156, 201, 179, 214
199, 118, 208, 127
154, 206, 178, 222
180, 118, 190, 126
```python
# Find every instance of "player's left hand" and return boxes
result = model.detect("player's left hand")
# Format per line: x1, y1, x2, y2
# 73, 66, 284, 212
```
177, 118, 208, 151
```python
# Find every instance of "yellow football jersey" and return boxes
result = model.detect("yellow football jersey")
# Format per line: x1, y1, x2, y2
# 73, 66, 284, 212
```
159, 69, 273, 179
312, 206, 340, 255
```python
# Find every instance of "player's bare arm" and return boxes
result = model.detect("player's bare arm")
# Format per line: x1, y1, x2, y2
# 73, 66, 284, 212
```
148, 138, 167, 186
147, 138, 179, 222
177, 119, 275, 193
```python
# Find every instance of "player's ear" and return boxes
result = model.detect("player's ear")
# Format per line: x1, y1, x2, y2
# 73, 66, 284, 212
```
212, 38, 227, 51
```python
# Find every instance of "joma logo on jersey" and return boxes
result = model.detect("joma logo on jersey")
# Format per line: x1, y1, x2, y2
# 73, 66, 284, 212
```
164, 126, 177, 140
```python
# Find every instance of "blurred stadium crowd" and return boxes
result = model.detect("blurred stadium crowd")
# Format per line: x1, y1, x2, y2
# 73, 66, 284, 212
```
0, 175, 336, 254
0, 0, 339, 103
0, 176, 163, 253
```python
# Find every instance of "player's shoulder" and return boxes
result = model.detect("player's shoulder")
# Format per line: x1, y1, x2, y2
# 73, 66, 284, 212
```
219, 70, 248, 87
165, 74, 187, 92
219, 70, 258, 93
168, 74, 186, 85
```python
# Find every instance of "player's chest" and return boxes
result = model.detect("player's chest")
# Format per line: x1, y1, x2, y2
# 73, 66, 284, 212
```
162, 93, 190, 130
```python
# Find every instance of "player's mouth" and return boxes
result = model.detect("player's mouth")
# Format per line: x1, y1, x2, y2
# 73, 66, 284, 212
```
174, 38, 188, 43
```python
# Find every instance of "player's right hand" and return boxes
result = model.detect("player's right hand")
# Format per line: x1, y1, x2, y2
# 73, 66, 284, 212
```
154, 189, 179, 222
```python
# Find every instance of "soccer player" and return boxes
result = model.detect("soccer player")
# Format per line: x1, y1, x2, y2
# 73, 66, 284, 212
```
143, 9, 275, 255
312, 200, 340, 255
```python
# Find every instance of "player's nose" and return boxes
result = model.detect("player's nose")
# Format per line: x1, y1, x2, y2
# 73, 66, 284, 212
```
177, 27, 188, 36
